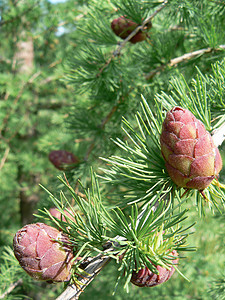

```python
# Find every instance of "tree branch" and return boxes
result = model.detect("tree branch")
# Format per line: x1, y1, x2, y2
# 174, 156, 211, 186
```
84, 102, 120, 161
97, 0, 168, 77
56, 117, 225, 300
87, 4, 168, 162
0, 147, 10, 171
113, 0, 168, 57
0, 279, 23, 299
55, 206, 155, 300
0, 71, 41, 138
0, 3, 38, 27
56, 254, 111, 300
145, 45, 225, 79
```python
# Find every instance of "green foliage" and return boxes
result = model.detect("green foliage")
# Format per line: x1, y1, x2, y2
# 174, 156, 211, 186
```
101, 92, 225, 212
79, 206, 225, 299
37, 173, 194, 293
111, 0, 161, 23
100, 97, 170, 206
0, 0, 225, 299
40, 173, 109, 249
63, 0, 225, 181
0, 246, 33, 299
157, 62, 225, 131
208, 273, 225, 300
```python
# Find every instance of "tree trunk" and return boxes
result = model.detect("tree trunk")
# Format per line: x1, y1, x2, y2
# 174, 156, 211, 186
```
14, 36, 34, 74
14, 20, 38, 224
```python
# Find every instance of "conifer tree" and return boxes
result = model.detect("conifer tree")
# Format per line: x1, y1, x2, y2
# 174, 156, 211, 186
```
0, 0, 225, 299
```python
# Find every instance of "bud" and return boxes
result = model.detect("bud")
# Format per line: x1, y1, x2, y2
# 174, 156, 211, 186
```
13, 223, 74, 282
48, 150, 79, 171
49, 207, 75, 222
131, 250, 178, 287
160, 107, 223, 190
111, 16, 152, 44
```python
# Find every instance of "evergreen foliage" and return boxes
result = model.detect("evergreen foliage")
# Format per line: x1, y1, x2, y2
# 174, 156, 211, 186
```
0, 0, 225, 299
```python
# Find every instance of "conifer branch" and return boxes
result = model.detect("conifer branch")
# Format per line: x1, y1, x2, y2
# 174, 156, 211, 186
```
55, 195, 183, 300
56, 228, 130, 300
84, 100, 121, 160
0, 279, 23, 299
56, 99, 225, 299
83, 88, 131, 161
56, 253, 112, 300
0, 147, 10, 171
84, 142, 95, 161
145, 45, 225, 79
55, 201, 180, 300
96, 57, 114, 77
0, 4, 37, 26
100, 103, 119, 128
0, 71, 41, 139
97, 0, 168, 77
113, 0, 168, 57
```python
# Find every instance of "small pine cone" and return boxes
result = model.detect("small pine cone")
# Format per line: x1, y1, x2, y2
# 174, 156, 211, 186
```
48, 150, 79, 171
160, 107, 223, 190
13, 223, 74, 282
111, 16, 151, 44
131, 250, 178, 287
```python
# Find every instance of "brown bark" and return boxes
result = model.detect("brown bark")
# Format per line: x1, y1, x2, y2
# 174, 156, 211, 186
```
13, 35, 34, 74
13, 19, 38, 224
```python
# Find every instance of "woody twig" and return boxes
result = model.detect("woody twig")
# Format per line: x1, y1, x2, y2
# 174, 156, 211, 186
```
145, 45, 225, 80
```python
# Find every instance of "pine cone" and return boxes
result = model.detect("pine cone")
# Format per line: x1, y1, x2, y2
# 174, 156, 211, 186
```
131, 250, 178, 287
48, 150, 79, 171
13, 223, 74, 282
160, 107, 222, 190
111, 16, 151, 44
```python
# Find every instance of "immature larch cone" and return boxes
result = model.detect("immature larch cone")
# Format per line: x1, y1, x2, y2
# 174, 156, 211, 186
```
160, 107, 223, 190
48, 150, 79, 171
13, 223, 74, 282
131, 250, 178, 287
111, 16, 152, 44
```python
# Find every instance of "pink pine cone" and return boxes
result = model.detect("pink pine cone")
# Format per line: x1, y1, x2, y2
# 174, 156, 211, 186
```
48, 150, 79, 171
160, 107, 223, 190
13, 223, 74, 282
131, 250, 178, 287
111, 16, 151, 44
